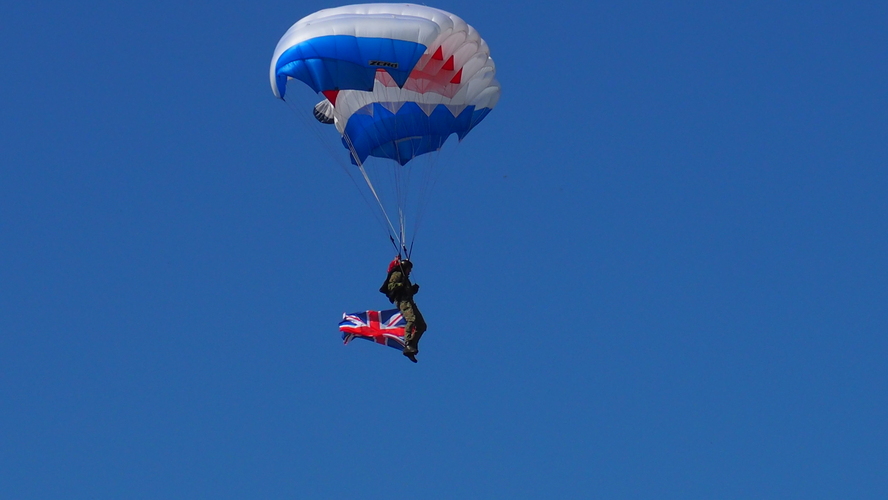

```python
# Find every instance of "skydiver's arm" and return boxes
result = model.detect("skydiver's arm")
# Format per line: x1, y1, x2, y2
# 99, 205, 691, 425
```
387, 271, 405, 295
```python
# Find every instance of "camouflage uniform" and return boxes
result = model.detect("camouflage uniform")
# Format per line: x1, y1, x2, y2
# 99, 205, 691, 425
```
386, 267, 427, 354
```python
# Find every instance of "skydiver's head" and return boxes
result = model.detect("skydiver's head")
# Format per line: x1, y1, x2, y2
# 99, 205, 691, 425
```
400, 259, 413, 273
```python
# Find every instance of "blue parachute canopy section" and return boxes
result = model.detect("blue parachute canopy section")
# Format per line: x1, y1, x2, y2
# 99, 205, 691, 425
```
274, 36, 426, 95
343, 102, 492, 165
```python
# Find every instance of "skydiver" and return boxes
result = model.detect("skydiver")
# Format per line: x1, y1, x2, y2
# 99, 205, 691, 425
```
380, 257, 426, 363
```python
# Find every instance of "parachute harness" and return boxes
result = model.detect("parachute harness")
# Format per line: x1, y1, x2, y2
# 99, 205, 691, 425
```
342, 132, 407, 254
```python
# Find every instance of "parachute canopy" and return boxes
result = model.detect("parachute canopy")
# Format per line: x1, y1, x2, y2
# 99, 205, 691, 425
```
270, 3, 500, 166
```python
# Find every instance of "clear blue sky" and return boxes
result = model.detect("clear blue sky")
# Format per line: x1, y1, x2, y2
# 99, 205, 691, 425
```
2, 1, 886, 498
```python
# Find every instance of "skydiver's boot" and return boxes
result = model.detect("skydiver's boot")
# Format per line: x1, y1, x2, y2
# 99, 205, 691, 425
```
405, 340, 419, 356
403, 328, 418, 362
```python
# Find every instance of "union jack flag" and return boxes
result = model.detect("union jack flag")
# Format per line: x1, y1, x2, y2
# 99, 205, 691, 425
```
339, 309, 406, 350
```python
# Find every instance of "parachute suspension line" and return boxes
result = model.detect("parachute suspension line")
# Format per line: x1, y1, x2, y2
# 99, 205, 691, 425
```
408, 141, 447, 255
398, 206, 406, 257
283, 96, 393, 238
388, 234, 410, 261
389, 235, 402, 258
356, 159, 400, 244
373, 99, 414, 255
399, 211, 408, 260
410, 152, 436, 249
341, 130, 403, 249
